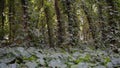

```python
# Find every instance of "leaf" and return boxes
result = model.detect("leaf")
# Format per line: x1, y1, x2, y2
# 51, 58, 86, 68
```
16, 47, 31, 58
104, 57, 111, 65
107, 62, 113, 68
0, 53, 16, 63
9, 63, 17, 68
23, 55, 37, 61
36, 53, 44, 59
0, 63, 8, 68
48, 59, 66, 68
71, 62, 88, 68
95, 65, 106, 68
25, 62, 37, 68
74, 54, 91, 64
37, 58, 45, 65
111, 57, 120, 66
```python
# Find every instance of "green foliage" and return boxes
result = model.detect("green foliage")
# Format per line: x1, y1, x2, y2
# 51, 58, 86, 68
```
23, 55, 38, 61
74, 54, 91, 64
0, 47, 120, 67
104, 57, 111, 65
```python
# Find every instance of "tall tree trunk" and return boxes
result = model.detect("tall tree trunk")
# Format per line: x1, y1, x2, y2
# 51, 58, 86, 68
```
21, 0, 29, 29
97, 0, 105, 42
82, 1, 96, 40
65, 0, 79, 46
81, 1, 98, 48
44, 3, 55, 47
40, 0, 46, 45
105, 0, 118, 46
21, 0, 31, 46
8, 0, 15, 42
54, 0, 64, 45
0, 0, 5, 40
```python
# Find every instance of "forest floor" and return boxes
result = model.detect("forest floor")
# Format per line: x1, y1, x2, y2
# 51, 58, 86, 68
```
0, 46, 120, 68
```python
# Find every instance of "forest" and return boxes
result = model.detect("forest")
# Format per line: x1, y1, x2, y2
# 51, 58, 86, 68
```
0, 0, 120, 68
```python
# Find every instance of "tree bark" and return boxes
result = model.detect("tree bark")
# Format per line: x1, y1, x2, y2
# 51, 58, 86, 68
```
97, 0, 105, 42
44, 4, 55, 47
21, 0, 29, 29
0, 0, 5, 40
54, 0, 64, 45
105, 0, 118, 46
8, 0, 15, 42
81, 1, 98, 48
65, 0, 79, 46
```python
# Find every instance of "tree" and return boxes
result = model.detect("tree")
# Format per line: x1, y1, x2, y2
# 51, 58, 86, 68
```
0, 0, 5, 40
65, 0, 80, 46
8, 0, 15, 42
44, 1, 55, 47
21, 0, 29, 29
54, 0, 65, 45
105, 0, 119, 46
81, 1, 97, 45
